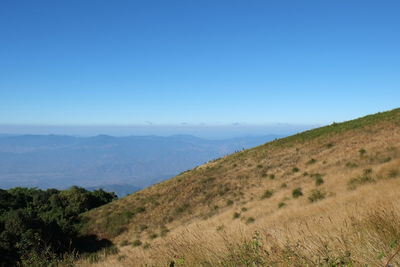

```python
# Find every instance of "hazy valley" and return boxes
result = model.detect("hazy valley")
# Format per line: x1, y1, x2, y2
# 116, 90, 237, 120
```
0, 134, 280, 195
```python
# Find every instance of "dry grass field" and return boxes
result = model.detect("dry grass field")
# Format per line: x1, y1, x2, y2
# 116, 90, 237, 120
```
78, 108, 400, 266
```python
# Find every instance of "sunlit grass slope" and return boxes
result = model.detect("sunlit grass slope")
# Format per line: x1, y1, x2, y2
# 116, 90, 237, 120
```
80, 108, 400, 266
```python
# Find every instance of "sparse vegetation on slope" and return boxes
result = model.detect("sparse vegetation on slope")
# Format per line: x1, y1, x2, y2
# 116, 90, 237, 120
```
80, 108, 400, 266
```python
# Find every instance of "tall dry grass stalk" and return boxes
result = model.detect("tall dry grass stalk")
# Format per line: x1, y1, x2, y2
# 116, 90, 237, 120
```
79, 196, 400, 266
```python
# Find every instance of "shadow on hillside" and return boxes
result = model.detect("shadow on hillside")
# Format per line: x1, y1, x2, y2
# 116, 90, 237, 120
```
74, 234, 113, 253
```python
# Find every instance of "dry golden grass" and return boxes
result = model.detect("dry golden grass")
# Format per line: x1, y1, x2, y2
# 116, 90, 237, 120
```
78, 108, 400, 266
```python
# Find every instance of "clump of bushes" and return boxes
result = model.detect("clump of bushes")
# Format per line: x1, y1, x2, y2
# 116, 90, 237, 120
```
120, 240, 129, 246
132, 240, 142, 247
139, 224, 148, 232
308, 190, 326, 202
388, 169, 399, 178
233, 212, 241, 219
315, 176, 324, 186
348, 169, 375, 189
292, 188, 303, 198
325, 143, 334, 148
246, 217, 255, 224
381, 156, 392, 163
175, 203, 189, 214
261, 190, 274, 199
307, 158, 317, 165
311, 173, 324, 186
149, 233, 158, 239
346, 162, 358, 168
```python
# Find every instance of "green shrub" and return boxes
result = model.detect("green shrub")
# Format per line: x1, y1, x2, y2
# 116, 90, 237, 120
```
308, 190, 326, 202
278, 202, 286, 208
246, 217, 255, 224
280, 183, 287, 188
311, 173, 324, 186
175, 203, 189, 214
315, 176, 324, 186
292, 167, 300, 173
363, 168, 372, 175
261, 190, 273, 199
346, 162, 358, 168
149, 233, 158, 239
348, 169, 375, 189
325, 143, 334, 148
139, 224, 148, 231
307, 158, 317, 165
292, 188, 303, 198
359, 148, 367, 156
132, 240, 142, 247
119, 240, 129, 247
269, 174, 275, 180
233, 212, 241, 219
348, 175, 375, 189
226, 199, 234, 206
388, 169, 399, 178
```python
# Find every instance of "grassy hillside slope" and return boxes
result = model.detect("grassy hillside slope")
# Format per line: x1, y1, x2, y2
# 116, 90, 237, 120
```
80, 108, 400, 266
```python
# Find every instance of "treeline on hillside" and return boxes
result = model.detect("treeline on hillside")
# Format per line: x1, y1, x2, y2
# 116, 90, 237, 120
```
0, 186, 117, 266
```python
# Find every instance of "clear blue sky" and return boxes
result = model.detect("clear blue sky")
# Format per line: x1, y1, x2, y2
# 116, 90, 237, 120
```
0, 0, 399, 127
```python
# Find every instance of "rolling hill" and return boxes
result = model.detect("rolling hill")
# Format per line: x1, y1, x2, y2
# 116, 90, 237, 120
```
80, 108, 400, 266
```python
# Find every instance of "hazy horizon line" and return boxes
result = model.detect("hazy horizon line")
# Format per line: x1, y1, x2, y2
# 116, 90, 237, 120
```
0, 123, 319, 139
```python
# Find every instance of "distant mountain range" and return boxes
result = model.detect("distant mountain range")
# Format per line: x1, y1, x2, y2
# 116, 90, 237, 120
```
0, 134, 282, 195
